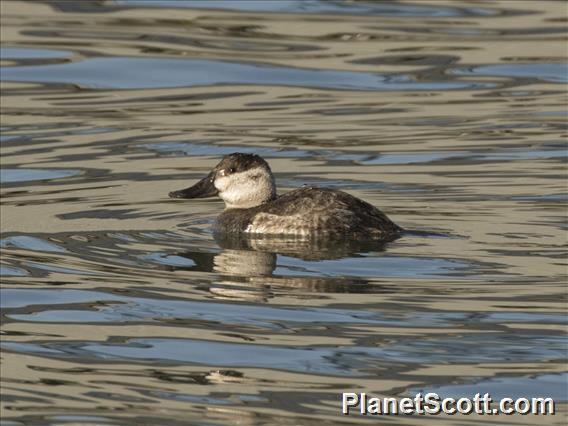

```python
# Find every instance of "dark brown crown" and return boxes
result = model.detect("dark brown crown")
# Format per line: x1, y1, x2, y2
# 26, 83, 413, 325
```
215, 153, 271, 174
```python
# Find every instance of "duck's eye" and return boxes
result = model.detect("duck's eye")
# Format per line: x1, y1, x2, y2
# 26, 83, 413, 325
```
228, 168, 235, 174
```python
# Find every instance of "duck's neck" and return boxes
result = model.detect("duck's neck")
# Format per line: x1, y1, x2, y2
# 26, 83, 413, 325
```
224, 192, 277, 209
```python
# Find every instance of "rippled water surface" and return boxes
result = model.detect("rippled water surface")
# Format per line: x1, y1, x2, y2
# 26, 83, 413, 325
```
1, 1, 567, 424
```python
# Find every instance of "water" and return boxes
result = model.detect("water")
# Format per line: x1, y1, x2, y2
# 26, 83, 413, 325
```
1, 0, 566, 424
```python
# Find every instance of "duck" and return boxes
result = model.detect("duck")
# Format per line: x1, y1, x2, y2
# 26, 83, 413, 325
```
169, 153, 402, 238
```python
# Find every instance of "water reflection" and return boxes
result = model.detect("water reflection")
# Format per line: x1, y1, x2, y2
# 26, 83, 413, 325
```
73, 0, 513, 18
1, 57, 495, 91
1, 228, 478, 303
215, 232, 398, 261
0, 168, 81, 184
173, 233, 400, 300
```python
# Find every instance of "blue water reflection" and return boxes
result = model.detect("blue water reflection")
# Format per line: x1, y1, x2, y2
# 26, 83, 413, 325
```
1, 57, 494, 91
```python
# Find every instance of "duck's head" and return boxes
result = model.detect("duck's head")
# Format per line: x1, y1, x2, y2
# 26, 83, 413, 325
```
169, 153, 277, 209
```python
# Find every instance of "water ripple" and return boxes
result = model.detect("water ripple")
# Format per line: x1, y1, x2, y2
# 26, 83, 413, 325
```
1, 57, 495, 91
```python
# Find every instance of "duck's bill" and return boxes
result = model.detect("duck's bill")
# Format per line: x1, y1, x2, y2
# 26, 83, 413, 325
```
169, 172, 218, 199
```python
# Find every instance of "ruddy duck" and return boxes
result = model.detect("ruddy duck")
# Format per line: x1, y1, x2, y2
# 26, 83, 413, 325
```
169, 153, 401, 237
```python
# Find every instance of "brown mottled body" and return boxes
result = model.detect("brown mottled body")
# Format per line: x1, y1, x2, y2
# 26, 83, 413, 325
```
216, 187, 401, 237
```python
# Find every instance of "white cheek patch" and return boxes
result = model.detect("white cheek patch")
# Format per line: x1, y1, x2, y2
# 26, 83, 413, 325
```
214, 175, 230, 192
216, 168, 265, 193
215, 166, 275, 208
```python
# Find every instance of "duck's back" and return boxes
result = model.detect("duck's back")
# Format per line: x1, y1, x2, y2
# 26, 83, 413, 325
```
217, 187, 401, 237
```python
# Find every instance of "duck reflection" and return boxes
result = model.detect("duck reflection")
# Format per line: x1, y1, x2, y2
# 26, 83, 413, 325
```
172, 233, 399, 301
